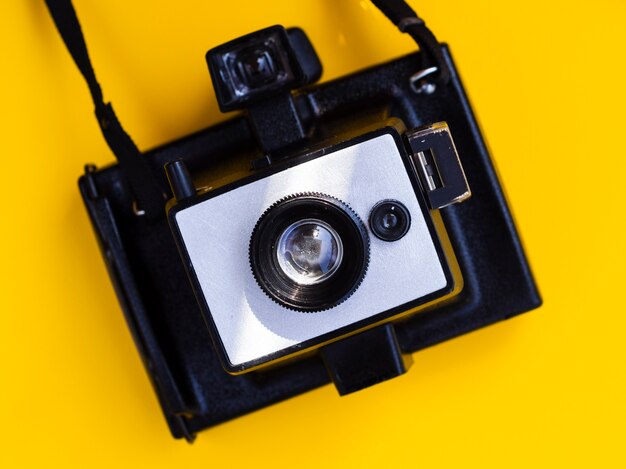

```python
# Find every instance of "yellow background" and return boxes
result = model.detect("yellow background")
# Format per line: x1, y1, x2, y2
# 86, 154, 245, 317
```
1, 1, 625, 467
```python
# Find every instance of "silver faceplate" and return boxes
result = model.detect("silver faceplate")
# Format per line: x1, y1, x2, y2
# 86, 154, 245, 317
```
175, 133, 447, 367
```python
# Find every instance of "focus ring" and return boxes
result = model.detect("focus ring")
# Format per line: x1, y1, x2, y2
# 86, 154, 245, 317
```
249, 193, 370, 312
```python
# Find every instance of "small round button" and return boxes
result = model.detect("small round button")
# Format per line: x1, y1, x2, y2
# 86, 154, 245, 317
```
369, 200, 411, 242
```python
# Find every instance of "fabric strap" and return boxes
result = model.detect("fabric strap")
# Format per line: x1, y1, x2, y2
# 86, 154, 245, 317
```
44, 0, 165, 219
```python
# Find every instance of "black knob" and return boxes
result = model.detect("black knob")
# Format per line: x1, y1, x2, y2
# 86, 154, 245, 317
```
164, 159, 195, 202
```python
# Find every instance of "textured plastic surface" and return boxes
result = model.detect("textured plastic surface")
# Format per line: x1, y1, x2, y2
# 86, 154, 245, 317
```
321, 324, 411, 396
78, 46, 541, 440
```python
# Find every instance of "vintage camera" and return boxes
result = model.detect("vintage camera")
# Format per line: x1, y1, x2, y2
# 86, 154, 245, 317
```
48, 0, 542, 439
165, 26, 471, 374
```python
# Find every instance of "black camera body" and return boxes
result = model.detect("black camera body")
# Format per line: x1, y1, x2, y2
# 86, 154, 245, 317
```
78, 25, 540, 440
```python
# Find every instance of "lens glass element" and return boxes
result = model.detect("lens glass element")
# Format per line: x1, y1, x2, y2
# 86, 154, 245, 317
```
276, 219, 343, 286
382, 212, 399, 230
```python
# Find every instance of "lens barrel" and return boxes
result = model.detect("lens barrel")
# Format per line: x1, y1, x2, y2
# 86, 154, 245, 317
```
250, 193, 369, 312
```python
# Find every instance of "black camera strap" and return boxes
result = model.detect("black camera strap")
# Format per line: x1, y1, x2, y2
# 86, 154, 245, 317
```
44, 0, 165, 220
44, 0, 447, 220
371, 0, 450, 85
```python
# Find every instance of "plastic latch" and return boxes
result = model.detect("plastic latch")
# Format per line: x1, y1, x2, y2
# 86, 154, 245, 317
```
320, 324, 412, 396
405, 122, 471, 209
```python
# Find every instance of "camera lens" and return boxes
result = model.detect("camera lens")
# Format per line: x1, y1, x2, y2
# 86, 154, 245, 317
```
250, 193, 369, 312
369, 200, 411, 242
276, 219, 344, 285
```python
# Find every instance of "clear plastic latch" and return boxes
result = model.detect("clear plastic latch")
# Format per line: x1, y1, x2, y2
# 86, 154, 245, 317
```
405, 122, 471, 209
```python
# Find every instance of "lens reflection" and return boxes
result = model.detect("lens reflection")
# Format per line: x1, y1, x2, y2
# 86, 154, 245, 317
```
276, 219, 343, 285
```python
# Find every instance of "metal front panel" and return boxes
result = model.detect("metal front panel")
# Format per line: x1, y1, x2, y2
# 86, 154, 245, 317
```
175, 133, 447, 367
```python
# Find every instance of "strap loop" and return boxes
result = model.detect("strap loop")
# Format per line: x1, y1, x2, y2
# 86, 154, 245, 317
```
45, 0, 165, 219
410, 66, 439, 94
371, 0, 451, 86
